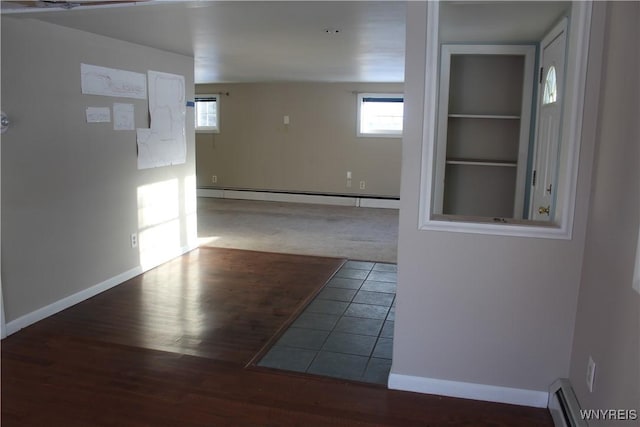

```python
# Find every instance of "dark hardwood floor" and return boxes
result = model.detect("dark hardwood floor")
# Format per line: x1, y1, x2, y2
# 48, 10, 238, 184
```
2, 247, 553, 426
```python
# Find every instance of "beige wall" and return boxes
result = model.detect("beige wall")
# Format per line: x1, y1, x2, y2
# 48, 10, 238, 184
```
1, 18, 196, 322
569, 2, 640, 422
195, 82, 403, 198
392, 1, 604, 397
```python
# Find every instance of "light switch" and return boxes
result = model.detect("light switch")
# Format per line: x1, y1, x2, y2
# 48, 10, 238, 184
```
283, 115, 290, 125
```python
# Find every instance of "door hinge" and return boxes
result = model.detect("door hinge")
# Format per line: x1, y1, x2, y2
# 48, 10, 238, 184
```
532, 170, 537, 186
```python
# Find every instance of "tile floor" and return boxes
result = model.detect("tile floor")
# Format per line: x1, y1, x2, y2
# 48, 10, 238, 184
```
258, 260, 396, 385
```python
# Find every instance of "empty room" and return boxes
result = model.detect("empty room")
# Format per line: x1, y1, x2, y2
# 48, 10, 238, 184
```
1, 1, 638, 426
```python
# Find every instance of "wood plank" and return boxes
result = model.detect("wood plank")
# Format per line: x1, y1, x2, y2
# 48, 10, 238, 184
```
1, 248, 553, 426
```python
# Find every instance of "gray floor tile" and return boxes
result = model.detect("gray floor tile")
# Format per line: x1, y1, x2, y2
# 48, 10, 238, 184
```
362, 357, 392, 384
373, 263, 398, 273
372, 337, 393, 359
345, 261, 376, 271
353, 290, 394, 307
380, 321, 394, 338
367, 271, 397, 283
335, 268, 370, 280
316, 287, 357, 302
334, 316, 384, 336
304, 299, 349, 316
258, 258, 396, 384
361, 280, 396, 294
258, 346, 317, 373
321, 332, 377, 356
345, 303, 389, 320
307, 351, 369, 381
292, 312, 340, 331
387, 306, 396, 321
326, 277, 364, 290
276, 327, 330, 350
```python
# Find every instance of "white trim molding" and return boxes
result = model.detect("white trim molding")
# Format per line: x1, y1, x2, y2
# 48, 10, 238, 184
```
197, 188, 400, 210
359, 198, 400, 209
5, 266, 142, 336
4, 244, 196, 337
388, 373, 549, 408
417, 2, 596, 240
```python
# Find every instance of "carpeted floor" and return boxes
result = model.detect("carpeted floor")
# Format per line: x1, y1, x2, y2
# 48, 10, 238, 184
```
197, 197, 399, 263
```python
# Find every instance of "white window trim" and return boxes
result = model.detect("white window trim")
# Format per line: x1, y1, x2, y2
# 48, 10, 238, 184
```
195, 94, 219, 133
357, 92, 404, 138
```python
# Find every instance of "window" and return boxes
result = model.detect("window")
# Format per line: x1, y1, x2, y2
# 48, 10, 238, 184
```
542, 66, 557, 105
195, 95, 219, 132
357, 93, 404, 137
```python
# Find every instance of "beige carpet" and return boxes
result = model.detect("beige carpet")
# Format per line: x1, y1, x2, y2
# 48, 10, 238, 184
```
197, 197, 398, 263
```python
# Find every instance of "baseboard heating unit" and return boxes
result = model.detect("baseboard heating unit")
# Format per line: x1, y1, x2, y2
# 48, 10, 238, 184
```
548, 379, 586, 427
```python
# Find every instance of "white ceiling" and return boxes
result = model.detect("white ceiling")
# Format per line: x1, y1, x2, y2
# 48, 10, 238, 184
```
2, 1, 569, 84
439, 1, 570, 43
4, 1, 406, 84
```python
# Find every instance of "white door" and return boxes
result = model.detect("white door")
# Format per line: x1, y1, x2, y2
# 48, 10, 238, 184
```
530, 18, 567, 221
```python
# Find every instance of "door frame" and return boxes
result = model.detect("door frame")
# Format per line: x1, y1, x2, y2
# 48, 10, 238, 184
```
528, 17, 569, 220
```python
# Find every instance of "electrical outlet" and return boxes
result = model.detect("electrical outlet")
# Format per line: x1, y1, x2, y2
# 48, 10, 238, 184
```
586, 356, 596, 392
359, 180, 366, 190
212, 175, 217, 184
130, 233, 138, 249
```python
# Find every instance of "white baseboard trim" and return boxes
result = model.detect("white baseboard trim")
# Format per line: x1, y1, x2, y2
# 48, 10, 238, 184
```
5, 266, 142, 336
387, 373, 549, 408
359, 198, 401, 209
198, 188, 224, 198
197, 188, 400, 210
4, 244, 197, 337
224, 190, 357, 206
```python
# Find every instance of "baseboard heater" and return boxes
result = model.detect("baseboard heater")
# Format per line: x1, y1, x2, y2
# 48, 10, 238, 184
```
196, 187, 400, 209
548, 379, 587, 427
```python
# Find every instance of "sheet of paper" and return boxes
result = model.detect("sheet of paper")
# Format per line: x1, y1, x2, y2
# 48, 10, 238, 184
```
85, 107, 111, 123
136, 70, 186, 169
136, 128, 156, 170
113, 103, 135, 130
81, 63, 147, 99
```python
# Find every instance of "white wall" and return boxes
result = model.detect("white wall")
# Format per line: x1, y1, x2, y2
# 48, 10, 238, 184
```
195, 82, 403, 198
391, 2, 604, 406
1, 17, 197, 327
568, 2, 640, 422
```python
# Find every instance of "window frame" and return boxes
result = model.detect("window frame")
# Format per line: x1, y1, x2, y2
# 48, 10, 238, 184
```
195, 94, 220, 133
357, 92, 404, 138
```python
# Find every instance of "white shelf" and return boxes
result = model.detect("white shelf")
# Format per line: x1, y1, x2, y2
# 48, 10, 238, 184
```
448, 114, 521, 120
446, 159, 517, 167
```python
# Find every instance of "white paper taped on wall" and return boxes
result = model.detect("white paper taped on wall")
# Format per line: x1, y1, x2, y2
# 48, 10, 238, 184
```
81, 63, 147, 99
113, 103, 135, 131
85, 107, 111, 123
136, 70, 186, 169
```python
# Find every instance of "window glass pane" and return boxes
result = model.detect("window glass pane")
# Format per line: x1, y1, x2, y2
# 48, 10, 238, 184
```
359, 95, 404, 136
543, 66, 557, 105
195, 97, 218, 129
